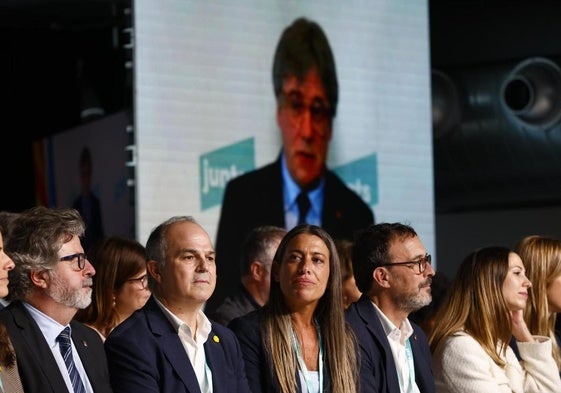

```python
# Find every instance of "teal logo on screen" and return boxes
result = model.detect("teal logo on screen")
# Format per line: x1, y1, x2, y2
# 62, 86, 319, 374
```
200, 138, 255, 210
333, 153, 378, 206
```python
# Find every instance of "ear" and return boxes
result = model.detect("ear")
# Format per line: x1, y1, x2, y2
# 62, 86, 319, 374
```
249, 261, 263, 281
147, 260, 163, 285
30, 269, 50, 289
373, 267, 391, 288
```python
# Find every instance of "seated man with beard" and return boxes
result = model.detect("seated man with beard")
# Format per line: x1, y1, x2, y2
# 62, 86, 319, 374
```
0, 206, 112, 393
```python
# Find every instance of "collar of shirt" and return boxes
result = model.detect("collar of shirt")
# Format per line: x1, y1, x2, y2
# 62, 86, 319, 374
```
281, 154, 324, 227
23, 301, 67, 349
153, 297, 212, 343
371, 301, 414, 345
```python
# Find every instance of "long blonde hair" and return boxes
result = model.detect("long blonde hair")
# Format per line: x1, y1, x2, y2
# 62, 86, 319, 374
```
261, 224, 358, 393
429, 247, 513, 367
515, 235, 561, 369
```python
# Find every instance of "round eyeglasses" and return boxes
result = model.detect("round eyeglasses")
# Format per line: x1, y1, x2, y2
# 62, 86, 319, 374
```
379, 254, 432, 275
125, 274, 148, 289
59, 253, 87, 270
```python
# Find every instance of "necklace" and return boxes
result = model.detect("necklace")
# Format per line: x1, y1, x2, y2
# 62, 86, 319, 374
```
290, 319, 324, 393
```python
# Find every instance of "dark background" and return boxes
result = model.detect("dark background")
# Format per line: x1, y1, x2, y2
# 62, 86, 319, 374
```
1, 0, 560, 275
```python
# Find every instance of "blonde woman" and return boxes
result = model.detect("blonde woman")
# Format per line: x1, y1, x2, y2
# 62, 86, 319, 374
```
429, 246, 561, 393
515, 235, 561, 371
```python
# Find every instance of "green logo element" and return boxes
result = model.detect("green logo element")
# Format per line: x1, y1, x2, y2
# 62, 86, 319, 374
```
333, 153, 378, 206
200, 138, 255, 210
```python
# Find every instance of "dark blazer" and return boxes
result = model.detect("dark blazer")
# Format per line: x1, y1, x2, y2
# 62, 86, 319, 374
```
104, 296, 251, 393
210, 156, 375, 312
0, 300, 113, 393
228, 310, 331, 393
345, 296, 435, 393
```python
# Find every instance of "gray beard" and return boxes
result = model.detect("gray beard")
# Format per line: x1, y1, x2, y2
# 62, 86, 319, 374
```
394, 291, 432, 313
47, 271, 92, 309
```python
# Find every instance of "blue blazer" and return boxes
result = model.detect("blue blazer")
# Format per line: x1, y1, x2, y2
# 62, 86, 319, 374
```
0, 300, 113, 393
209, 155, 375, 313
229, 309, 332, 393
104, 296, 251, 393
345, 296, 435, 393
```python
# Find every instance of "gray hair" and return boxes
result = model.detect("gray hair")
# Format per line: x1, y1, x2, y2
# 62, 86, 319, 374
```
7, 206, 85, 300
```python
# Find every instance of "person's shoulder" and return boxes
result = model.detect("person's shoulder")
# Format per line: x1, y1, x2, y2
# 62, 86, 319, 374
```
324, 170, 374, 218
225, 161, 279, 189
228, 308, 261, 332
105, 309, 147, 342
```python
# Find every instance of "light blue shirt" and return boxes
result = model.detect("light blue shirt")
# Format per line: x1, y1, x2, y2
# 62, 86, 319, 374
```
281, 154, 324, 229
23, 302, 94, 393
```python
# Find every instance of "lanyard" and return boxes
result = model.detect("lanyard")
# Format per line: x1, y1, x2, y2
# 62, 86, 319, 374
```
291, 321, 324, 393
397, 339, 418, 393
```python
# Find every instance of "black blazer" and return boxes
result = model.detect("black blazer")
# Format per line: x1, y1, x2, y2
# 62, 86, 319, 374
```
210, 157, 375, 312
104, 296, 251, 393
0, 300, 113, 393
345, 296, 435, 393
229, 309, 332, 393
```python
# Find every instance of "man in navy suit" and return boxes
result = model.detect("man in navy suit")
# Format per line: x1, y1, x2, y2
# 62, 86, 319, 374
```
210, 17, 374, 313
105, 216, 250, 393
345, 223, 436, 393
0, 206, 112, 393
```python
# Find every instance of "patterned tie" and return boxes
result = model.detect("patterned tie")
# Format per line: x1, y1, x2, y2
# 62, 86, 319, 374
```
296, 192, 311, 225
56, 327, 86, 393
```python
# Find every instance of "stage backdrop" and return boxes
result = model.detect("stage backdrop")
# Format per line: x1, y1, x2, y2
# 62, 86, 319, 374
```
134, 1, 436, 264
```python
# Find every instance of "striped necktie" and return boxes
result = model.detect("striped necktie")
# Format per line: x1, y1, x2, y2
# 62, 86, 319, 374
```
56, 327, 86, 393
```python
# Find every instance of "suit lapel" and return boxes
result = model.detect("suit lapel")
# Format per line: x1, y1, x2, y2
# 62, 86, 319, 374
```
356, 298, 401, 390
145, 298, 201, 393
10, 302, 67, 391
204, 328, 226, 393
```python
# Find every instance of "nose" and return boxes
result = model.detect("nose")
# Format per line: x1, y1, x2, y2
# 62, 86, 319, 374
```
424, 262, 436, 277
298, 257, 312, 274
298, 109, 314, 140
524, 276, 532, 288
84, 259, 96, 276
5, 256, 14, 271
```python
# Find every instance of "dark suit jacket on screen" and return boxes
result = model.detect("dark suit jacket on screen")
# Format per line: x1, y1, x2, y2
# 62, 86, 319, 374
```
104, 296, 251, 393
0, 300, 113, 393
345, 296, 435, 393
210, 156, 375, 312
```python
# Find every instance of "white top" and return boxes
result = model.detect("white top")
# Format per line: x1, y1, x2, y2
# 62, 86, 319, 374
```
432, 330, 561, 393
373, 302, 420, 393
154, 298, 213, 393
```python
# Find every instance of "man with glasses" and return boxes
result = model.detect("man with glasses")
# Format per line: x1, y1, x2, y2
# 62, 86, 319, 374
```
0, 206, 113, 393
345, 222, 436, 393
211, 16, 375, 314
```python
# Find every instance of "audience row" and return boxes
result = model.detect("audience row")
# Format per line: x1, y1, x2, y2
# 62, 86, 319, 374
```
1, 205, 561, 393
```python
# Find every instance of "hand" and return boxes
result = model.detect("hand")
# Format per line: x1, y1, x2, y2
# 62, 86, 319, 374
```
510, 309, 534, 343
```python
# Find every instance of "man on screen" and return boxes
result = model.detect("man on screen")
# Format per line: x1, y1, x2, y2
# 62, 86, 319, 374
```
210, 16, 374, 313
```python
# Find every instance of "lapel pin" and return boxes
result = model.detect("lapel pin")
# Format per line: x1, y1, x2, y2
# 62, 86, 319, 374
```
213, 335, 220, 343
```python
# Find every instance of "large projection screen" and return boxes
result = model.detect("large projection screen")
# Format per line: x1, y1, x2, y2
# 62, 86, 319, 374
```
134, 1, 436, 265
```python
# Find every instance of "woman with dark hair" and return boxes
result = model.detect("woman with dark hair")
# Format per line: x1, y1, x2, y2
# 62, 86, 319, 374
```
229, 224, 358, 393
0, 224, 23, 392
429, 246, 561, 392
75, 236, 150, 340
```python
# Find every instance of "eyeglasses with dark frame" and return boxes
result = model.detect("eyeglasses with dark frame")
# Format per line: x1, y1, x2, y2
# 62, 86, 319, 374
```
59, 253, 87, 270
379, 254, 432, 275
125, 274, 148, 289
